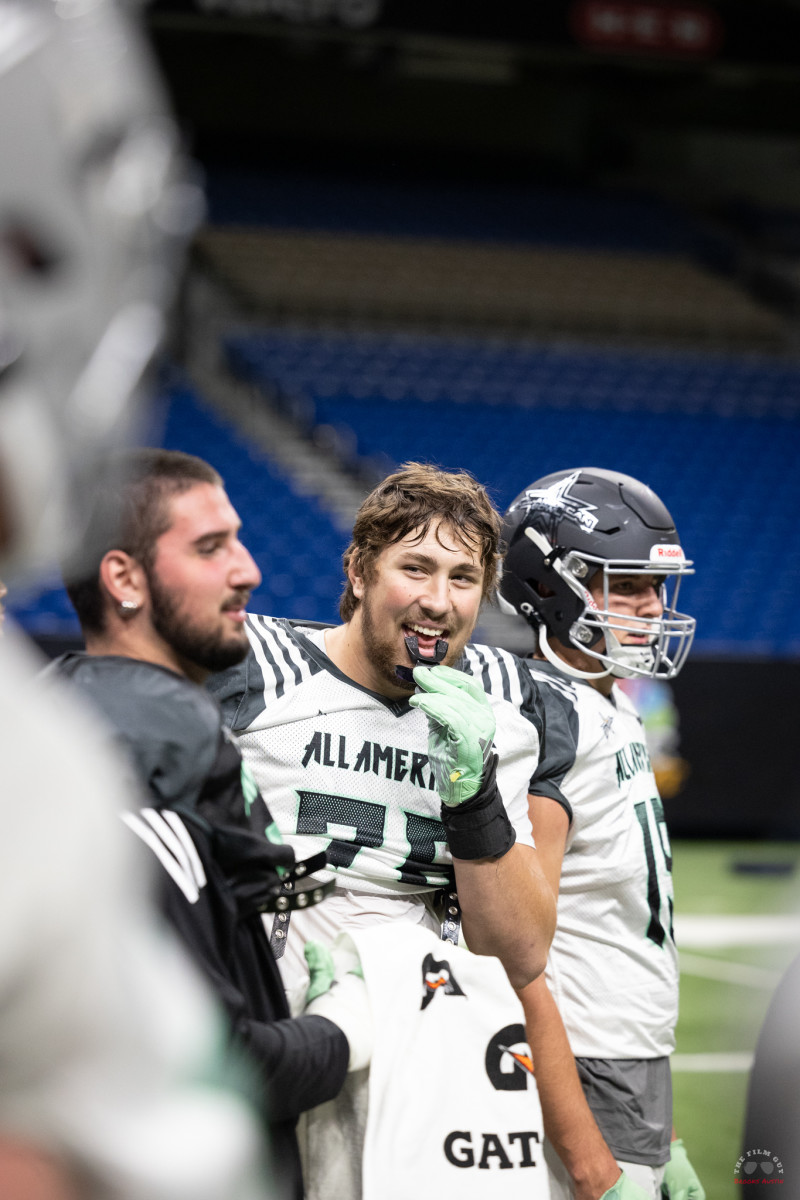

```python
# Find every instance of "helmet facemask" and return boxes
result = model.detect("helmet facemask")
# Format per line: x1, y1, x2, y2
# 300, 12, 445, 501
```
499, 525, 695, 681
565, 551, 695, 680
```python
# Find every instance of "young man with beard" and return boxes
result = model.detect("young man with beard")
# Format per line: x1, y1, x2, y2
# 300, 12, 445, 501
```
209, 461, 562, 994
499, 468, 703, 1200
53, 449, 367, 1200
208, 461, 571, 1199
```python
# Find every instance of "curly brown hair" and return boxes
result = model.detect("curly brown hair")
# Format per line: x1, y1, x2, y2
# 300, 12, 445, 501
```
339, 462, 501, 621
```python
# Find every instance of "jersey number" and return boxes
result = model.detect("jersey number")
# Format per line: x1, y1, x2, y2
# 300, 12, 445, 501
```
634, 796, 673, 948
295, 789, 450, 885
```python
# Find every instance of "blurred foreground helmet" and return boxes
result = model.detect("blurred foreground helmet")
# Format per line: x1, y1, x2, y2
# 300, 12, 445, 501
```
0, 0, 203, 582
500, 468, 695, 680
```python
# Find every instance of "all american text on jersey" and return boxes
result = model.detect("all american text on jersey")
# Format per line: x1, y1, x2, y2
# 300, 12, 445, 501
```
615, 740, 652, 784
301, 731, 438, 789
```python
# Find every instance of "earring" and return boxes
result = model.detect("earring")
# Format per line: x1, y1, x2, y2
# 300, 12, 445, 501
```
118, 599, 140, 618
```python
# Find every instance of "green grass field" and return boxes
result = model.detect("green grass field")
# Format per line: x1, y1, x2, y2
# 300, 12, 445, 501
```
672, 840, 800, 1200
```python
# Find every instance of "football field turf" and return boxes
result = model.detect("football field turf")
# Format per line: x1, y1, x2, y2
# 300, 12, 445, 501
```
671, 840, 800, 1200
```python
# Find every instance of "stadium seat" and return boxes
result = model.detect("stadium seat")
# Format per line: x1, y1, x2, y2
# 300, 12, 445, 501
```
7, 374, 349, 637
222, 327, 800, 657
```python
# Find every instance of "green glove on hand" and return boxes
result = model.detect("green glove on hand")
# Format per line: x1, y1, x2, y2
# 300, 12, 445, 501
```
304, 937, 370, 1072
408, 664, 495, 807
661, 1140, 705, 1200
304, 940, 336, 1003
600, 1171, 651, 1200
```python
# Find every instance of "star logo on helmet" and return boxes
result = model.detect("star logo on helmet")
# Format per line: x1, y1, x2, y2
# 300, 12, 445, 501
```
511, 471, 599, 534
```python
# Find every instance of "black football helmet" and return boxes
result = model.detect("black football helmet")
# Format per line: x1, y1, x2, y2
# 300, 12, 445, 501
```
499, 468, 695, 680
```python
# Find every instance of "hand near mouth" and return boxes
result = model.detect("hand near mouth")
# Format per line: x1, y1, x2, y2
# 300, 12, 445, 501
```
395, 632, 449, 683
408, 664, 495, 807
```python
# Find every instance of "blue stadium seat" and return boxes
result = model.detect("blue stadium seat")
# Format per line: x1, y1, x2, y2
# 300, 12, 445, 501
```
223, 328, 800, 657
17, 331, 799, 657
7, 374, 349, 637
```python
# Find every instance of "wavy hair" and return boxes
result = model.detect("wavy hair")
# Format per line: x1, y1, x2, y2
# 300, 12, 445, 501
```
340, 462, 501, 621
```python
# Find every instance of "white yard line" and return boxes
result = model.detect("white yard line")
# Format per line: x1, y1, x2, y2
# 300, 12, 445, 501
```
678, 951, 782, 989
674, 914, 800, 947
671, 1052, 754, 1073
672, 918, 790, 1074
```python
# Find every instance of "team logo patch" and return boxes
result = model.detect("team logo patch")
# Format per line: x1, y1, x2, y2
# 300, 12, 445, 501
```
510, 471, 598, 537
485, 1023, 534, 1090
420, 953, 465, 1010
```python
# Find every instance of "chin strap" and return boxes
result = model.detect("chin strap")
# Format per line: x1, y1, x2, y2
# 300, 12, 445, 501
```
602, 627, 659, 679
538, 624, 613, 682
522, 526, 628, 683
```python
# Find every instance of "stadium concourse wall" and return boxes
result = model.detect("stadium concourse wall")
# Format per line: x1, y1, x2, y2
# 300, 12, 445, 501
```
667, 658, 800, 841
463, 614, 800, 841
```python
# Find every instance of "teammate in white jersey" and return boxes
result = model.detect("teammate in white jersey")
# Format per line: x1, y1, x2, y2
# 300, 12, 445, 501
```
499, 468, 704, 1200
210, 462, 563, 993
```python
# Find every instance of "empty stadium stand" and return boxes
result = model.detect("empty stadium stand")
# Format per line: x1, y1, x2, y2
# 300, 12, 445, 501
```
12, 173, 799, 661
6, 374, 349, 638
198, 228, 785, 351
196, 167, 789, 351
223, 325, 800, 658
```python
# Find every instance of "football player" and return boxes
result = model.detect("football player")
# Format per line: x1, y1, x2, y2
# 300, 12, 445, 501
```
209, 461, 564, 993
208, 460, 569, 1199
499, 467, 703, 1200
54, 448, 368, 1200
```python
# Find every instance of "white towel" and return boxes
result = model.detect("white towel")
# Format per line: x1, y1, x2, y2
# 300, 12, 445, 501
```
347, 923, 550, 1200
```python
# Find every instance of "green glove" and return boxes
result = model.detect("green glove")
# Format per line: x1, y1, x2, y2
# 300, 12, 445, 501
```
304, 936, 370, 1072
661, 1140, 705, 1200
408, 664, 495, 807
304, 940, 336, 1003
600, 1171, 651, 1200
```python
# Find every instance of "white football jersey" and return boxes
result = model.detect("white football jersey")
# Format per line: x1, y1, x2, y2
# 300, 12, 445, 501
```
209, 617, 570, 896
522, 660, 678, 1059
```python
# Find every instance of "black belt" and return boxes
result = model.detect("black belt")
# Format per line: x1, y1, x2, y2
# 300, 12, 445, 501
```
267, 852, 333, 959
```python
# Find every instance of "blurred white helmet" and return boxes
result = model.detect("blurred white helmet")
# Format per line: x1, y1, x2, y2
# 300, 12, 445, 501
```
0, 0, 203, 582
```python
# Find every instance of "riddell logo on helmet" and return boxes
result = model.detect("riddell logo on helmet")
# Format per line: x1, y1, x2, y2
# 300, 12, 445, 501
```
650, 544, 684, 562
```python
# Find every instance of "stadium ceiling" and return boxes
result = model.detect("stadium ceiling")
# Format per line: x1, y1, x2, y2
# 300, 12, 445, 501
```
147, 1, 800, 197
149, 1, 800, 69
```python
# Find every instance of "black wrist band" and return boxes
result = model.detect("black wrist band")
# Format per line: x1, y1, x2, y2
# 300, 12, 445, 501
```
440, 753, 517, 861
